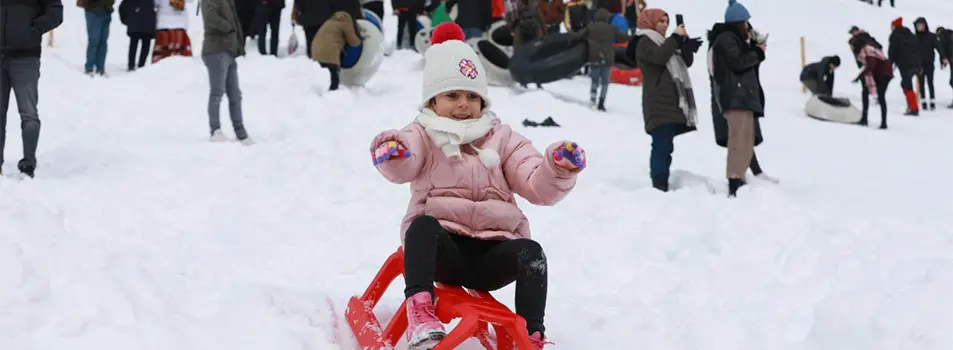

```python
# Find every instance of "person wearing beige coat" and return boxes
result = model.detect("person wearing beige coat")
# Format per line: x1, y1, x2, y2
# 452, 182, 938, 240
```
311, 11, 362, 91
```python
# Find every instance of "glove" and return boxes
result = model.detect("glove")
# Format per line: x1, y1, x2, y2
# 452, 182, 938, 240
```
372, 140, 412, 165
552, 141, 586, 170
852, 75, 862, 83
681, 37, 703, 53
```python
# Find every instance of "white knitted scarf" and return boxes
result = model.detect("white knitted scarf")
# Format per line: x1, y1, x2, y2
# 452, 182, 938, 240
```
415, 109, 501, 167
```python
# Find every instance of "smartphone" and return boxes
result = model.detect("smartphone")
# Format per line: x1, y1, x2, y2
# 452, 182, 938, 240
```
675, 14, 684, 26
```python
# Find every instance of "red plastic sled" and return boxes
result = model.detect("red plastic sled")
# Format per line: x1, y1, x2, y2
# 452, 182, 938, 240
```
611, 66, 642, 85
345, 247, 536, 350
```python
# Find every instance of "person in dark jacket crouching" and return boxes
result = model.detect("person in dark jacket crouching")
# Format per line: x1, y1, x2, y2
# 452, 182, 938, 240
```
710, 0, 766, 197
888, 17, 921, 116
119, 0, 157, 71
633, 8, 698, 192
0, 0, 62, 178
800, 55, 839, 96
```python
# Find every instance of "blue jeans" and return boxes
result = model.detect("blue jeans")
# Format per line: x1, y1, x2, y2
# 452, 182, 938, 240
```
589, 63, 610, 104
649, 124, 676, 178
462, 28, 485, 40
85, 11, 111, 74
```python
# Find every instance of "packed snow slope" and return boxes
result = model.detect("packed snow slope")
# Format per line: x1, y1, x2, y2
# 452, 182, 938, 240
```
1, 0, 952, 349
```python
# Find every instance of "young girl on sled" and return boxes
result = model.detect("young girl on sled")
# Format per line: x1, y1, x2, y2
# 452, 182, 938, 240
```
370, 22, 588, 350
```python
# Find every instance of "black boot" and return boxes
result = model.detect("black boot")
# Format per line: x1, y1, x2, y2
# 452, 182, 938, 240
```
18, 159, 35, 179
930, 101, 936, 110
921, 101, 928, 110
651, 176, 669, 192
728, 178, 745, 197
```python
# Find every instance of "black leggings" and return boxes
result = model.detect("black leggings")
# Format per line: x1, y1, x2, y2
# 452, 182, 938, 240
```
127, 33, 152, 70
917, 64, 935, 102
861, 76, 891, 125
396, 10, 419, 48
403, 215, 548, 336
321, 63, 340, 89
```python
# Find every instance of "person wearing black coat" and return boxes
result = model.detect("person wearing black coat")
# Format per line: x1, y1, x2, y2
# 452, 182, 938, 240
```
888, 17, 922, 115
709, 0, 770, 197
799, 55, 840, 96
913, 17, 942, 110
392, 0, 426, 49
447, 0, 493, 39
937, 26, 953, 108
254, 0, 285, 56
118, 0, 156, 71
706, 21, 775, 194
293, 0, 332, 57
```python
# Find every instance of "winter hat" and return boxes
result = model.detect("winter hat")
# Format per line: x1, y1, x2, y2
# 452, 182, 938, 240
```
724, 0, 751, 23
848, 25, 860, 35
636, 8, 668, 31
420, 23, 491, 110
891, 17, 902, 29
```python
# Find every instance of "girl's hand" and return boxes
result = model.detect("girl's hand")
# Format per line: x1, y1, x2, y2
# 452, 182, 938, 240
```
552, 141, 586, 170
372, 140, 411, 165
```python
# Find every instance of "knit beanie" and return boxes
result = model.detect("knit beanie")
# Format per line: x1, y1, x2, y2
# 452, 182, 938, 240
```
891, 17, 902, 29
420, 23, 491, 110
828, 55, 841, 67
724, 0, 750, 23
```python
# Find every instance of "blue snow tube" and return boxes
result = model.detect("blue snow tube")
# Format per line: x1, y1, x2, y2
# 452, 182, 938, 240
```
364, 9, 383, 31
341, 44, 364, 69
610, 13, 628, 37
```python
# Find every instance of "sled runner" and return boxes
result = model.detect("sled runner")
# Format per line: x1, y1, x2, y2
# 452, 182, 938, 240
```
345, 247, 536, 350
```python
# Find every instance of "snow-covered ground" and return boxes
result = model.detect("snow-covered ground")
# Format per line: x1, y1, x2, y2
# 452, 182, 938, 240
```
2, 0, 952, 349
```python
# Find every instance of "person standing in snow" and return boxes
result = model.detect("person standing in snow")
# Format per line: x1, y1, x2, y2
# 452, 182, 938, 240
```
709, 0, 766, 197
255, 0, 284, 56
707, 21, 777, 187
571, 8, 629, 111
850, 28, 893, 129
311, 11, 362, 91
913, 17, 942, 111
799, 55, 840, 96
937, 26, 953, 108
392, 0, 425, 49
153, 0, 194, 62
78, 0, 115, 76
118, 0, 157, 71
508, 0, 544, 47
0, 0, 62, 178
888, 17, 921, 116
538, 0, 565, 36
202, 0, 253, 144
634, 8, 697, 192
291, 0, 331, 58
369, 23, 584, 350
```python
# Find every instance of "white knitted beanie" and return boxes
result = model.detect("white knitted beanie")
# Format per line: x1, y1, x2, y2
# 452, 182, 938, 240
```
420, 40, 491, 110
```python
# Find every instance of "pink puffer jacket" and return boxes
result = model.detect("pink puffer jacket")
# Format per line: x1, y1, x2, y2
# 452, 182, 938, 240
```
372, 120, 580, 243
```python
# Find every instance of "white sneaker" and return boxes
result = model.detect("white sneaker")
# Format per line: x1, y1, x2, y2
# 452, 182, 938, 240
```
210, 129, 228, 142
238, 137, 255, 146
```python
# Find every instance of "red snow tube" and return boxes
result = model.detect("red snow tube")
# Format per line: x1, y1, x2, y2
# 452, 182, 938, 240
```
610, 42, 641, 85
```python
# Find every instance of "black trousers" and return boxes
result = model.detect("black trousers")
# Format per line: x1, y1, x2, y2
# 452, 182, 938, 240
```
403, 215, 548, 336
127, 33, 152, 70
320, 63, 340, 90
257, 6, 281, 56
396, 11, 419, 48
861, 76, 891, 126
304, 25, 319, 58
802, 77, 829, 96
917, 64, 935, 102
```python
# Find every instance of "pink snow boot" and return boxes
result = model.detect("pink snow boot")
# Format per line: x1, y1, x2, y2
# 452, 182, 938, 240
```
530, 331, 554, 349
405, 292, 446, 349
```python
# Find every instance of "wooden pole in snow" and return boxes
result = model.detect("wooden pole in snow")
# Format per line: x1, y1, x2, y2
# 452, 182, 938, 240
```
800, 36, 807, 93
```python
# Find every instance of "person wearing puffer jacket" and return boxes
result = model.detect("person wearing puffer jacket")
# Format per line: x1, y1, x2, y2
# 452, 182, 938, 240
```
369, 23, 584, 350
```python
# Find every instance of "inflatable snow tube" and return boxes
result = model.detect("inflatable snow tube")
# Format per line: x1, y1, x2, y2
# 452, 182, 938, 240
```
610, 65, 641, 85
804, 95, 863, 124
487, 21, 513, 48
363, 9, 383, 32
415, 27, 433, 53
417, 16, 431, 31
339, 19, 385, 86
467, 38, 513, 86
509, 33, 588, 85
